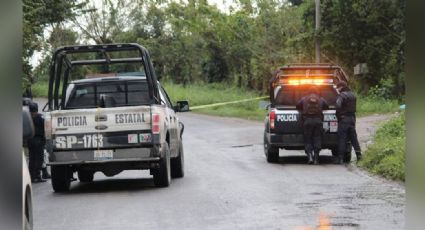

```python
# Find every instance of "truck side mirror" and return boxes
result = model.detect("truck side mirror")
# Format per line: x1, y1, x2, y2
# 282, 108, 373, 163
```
23, 109, 34, 141
174, 100, 190, 112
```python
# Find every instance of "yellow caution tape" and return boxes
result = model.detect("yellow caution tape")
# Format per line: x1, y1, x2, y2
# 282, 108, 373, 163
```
190, 96, 269, 110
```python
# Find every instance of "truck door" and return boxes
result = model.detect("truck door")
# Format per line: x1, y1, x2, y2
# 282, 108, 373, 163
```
158, 84, 178, 156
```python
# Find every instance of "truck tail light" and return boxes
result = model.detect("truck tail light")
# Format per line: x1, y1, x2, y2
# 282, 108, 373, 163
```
152, 114, 160, 134
269, 110, 276, 130
44, 114, 52, 139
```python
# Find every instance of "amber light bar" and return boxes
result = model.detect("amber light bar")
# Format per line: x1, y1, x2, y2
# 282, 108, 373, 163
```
279, 78, 333, 86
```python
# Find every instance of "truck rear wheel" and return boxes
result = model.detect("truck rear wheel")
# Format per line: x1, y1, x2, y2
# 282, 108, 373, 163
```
51, 165, 71, 192
331, 148, 338, 157
153, 143, 171, 187
78, 170, 94, 183
264, 134, 279, 163
171, 143, 184, 178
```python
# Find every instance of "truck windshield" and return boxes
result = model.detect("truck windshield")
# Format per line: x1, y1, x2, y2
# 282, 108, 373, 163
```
65, 80, 150, 109
274, 85, 337, 107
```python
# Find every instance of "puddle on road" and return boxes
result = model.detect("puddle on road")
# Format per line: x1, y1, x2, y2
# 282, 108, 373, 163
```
231, 144, 254, 148
294, 212, 333, 230
294, 212, 361, 230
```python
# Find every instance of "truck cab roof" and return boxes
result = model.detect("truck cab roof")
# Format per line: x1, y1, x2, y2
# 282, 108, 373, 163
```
71, 76, 147, 84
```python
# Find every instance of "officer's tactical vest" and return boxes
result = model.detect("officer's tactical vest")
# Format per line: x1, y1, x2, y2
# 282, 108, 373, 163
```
303, 94, 322, 116
340, 91, 356, 114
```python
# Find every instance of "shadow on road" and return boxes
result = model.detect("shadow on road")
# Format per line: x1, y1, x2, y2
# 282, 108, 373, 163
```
61, 178, 158, 194
274, 155, 335, 165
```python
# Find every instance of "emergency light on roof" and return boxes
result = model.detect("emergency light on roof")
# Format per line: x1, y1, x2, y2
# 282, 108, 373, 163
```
281, 78, 333, 86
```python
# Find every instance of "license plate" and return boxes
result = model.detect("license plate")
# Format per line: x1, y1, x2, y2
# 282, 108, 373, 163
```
94, 150, 113, 160
330, 121, 338, 132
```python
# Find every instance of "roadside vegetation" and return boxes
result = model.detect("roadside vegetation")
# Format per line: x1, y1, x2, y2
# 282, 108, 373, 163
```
32, 81, 399, 120
163, 82, 267, 121
358, 112, 405, 181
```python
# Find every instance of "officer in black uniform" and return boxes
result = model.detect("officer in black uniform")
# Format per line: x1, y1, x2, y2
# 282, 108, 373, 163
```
27, 102, 47, 183
335, 81, 362, 164
296, 86, 329, 164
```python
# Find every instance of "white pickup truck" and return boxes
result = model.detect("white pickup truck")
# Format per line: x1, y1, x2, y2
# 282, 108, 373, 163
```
44, 44, 189, 192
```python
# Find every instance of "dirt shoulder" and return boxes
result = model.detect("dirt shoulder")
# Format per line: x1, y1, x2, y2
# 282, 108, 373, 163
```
356, 113, 395, 151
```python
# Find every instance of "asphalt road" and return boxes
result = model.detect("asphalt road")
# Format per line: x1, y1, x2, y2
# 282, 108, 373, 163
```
32, 101, 404, 230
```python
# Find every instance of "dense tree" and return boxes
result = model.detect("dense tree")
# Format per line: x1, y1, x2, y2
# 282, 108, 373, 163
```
23, 0, 86, 92
25, 0, 405, 99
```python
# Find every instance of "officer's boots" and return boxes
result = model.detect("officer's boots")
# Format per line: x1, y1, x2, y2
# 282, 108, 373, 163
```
31, 172, 47, 183
307, 152, 314, 164
42, 167, 51, 179
356, 152, 362, 161
313, 151, 319, 165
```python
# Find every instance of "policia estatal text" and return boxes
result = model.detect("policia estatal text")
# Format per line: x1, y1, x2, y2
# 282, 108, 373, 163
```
335, 81, 362, 164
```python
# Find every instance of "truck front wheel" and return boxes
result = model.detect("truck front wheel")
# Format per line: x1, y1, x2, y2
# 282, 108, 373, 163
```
153, 143, 171, 187
51, 165, 71, 192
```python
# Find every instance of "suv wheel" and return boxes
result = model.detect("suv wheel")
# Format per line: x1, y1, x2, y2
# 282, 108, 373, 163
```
78, 170, 94, 183
264, 133, 279, 163
51, 165, 71, 192
153, 142, 171, 187
171, 142, 184, 178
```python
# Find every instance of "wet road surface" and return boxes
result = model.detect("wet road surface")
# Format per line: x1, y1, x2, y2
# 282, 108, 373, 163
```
32, 102, 404, 230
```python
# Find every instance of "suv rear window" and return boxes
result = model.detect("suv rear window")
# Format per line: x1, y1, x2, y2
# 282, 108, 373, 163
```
65, 80, 150, 109
274, 85, 337, 106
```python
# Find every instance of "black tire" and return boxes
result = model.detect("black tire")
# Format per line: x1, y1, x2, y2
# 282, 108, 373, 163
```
24, 188, 33, 230
153, 143, 171, 187
264, 133, 279, 163
171, 143, 184, 178
51, 165, 71, 192
78, 170, 94, 183
331, 148, 338, 157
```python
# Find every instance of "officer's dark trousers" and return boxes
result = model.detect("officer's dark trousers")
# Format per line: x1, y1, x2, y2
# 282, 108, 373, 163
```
337, 116, 361, 158
28, 138, 44, 179
303, 117, 323, 154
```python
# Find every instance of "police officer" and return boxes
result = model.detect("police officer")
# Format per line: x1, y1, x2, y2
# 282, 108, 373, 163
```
296, 86, 329, 164
27, 102, 47, 183
335, 81, 362, 164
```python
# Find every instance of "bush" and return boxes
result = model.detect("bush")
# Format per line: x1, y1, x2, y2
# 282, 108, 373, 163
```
31, 81, 49, 98
357, 96, 399, 116
358, 112, 405, 181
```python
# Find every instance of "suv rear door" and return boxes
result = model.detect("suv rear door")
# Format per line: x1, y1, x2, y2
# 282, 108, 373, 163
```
271, 84, 338, 135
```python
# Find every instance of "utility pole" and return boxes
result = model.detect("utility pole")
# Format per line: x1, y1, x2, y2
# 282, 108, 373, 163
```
315, 0, 321, 63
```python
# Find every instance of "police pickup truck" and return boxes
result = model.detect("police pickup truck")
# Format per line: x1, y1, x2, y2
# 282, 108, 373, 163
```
264, 64, 352, 163
44, 44, 189, 191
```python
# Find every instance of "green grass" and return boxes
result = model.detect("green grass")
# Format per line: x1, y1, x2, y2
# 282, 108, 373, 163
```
358, 112, 405, 181
31, 81, 49, 98
162, 82, 267, 120
357, 96, 399, 116
30, 81, 400, 120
